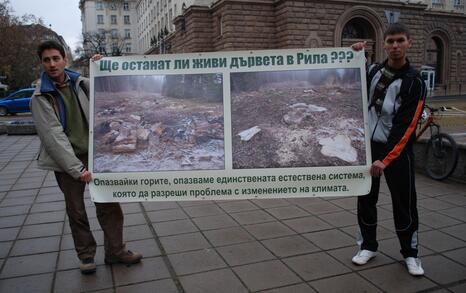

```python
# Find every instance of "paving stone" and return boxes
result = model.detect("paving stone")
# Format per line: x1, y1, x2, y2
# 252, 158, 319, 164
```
442, 247, 466, 266
418, 198, 456, 211
112, 256, 170, 286
300, 201, 342, 215
35, 193, 64, 203
180, 268, 248, 293
147, 208, 188, 222
230, 210, 275, 225
24, 211, 65, 225
10, 236, 61, 256
342, 224, 397, 241
0, 241, 12, 258
217, 200, 259, 213
192, 214, 238, 230
309, 272, 383, 293
0, 227, 20, 241
436, 194, 466, 206
29, 201, 66, 214
318, 210, 357, 227
126, 239, 161, 257
204, 226, 255, 246
54, 266, 113, 293
441, 223, 466, 241
18, 222, 63, 239
262, 283, 316, 293
38, 186, 62, 196
183, 204, 225, 217
0, 252, 58, 278
0, 214, 26, 228
0, 196, 35, 207
153, 219, 198, 236
251, 198, 290, 209
123, 224, 153, 241
122, 213, 147, 226
378, 237, 435, 261
142, 201, 179, 211
217, 241, 275, 266
303, 229, 355, 249
57, 247, 104, 270
421, 212, 462, 229
233, 260, 301, 292
61, 231, 104, 250
245, 221, 296, 240
359, 263, 437, 293
5, 189, 37, 198
287, 197, 319, 206
328, 197, 357, 210
419, 230, 465, 252
449, 282, 466, 293
327, 246, 395, 270
261, 235, 320, 258
266, 206, 309, 220
283, 216, 332, 234
178, 200, 214, 207
168, 249, 226, 275
422, 254, 466, 285
438, 206, 466, 222
121, 202, 142, 214
116, 279, 178, 293
283, 252, 351, 281
0, 205, 30, 217
0, 273, 53, 293
160, 232, 211, 254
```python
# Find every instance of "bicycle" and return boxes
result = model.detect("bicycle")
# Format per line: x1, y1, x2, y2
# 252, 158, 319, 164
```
416, 105, 459, 180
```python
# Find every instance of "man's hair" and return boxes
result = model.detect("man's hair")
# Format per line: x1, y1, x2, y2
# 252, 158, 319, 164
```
384, 23, 410, 40
37, 40, 66, 60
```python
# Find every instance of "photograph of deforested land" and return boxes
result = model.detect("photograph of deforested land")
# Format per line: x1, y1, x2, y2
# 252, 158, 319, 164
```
93, 73, 224, 172
231, 68, 366, 169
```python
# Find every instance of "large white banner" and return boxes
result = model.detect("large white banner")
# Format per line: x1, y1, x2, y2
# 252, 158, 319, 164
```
89, 48, 371, 202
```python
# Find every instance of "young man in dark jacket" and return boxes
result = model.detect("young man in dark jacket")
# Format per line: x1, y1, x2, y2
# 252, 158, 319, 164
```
31, 40, 142, 274
351, 23, 426, 276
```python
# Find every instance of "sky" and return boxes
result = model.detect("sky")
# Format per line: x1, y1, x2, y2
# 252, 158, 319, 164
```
10, 0, 82, 53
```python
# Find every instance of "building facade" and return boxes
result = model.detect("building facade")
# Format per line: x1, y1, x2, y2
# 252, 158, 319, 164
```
162, 0, 465, 95
137, 0, 215, 53
80, 0, 139, 55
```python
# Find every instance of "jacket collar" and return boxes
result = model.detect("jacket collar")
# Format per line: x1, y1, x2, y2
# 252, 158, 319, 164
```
39, 68, 81, 93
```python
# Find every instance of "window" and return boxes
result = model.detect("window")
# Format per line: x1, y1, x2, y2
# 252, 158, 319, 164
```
124, 15, 130, 24
98, 29, 106, 38
111, 29, 118, 38
125, 43, 131, 53
111, 15, 117, 24
97, 15, 104, 24
125, 29, 131, 39
96, 1, 103, 10
123, 2, 129, 10
109, 3, 117, 10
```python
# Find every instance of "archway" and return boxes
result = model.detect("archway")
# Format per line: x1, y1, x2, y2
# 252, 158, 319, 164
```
334, 6, 384, 63
425, 30, 450, 86
341, 18, 376, 63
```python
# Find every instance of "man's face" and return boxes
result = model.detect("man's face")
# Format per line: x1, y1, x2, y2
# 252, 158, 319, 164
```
384, 33, 412, 62
41, 49, 67, 82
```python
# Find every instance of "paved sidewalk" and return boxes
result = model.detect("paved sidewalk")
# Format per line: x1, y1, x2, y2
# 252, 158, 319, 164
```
0, 135, 465, 293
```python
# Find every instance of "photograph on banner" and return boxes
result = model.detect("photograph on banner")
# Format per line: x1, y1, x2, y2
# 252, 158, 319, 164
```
93, 73, 225, 172
231, 68, 365, 169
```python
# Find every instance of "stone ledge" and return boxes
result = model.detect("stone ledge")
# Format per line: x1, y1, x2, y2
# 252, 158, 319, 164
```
414, 140, 466, 184
6, 120, 37, 135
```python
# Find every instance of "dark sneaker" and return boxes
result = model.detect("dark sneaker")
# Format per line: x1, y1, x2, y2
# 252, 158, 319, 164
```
105, 250, 142, 265
80, 258, 96, 274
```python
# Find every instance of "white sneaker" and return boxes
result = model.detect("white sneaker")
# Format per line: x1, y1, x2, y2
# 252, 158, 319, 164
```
405, 257, 424, 276
352, 250, 377, 265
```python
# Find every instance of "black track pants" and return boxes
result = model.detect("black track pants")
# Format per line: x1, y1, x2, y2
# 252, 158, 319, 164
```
357, 142, 419, 258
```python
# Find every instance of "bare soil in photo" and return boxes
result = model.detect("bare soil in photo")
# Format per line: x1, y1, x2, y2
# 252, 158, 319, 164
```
231, 82, 366, 169
93, 91, 224, 172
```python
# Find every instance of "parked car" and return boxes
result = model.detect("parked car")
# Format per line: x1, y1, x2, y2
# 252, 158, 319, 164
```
0, 88, 35, 116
